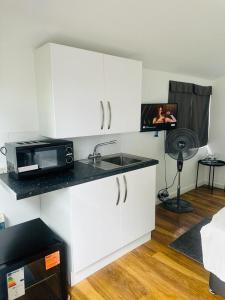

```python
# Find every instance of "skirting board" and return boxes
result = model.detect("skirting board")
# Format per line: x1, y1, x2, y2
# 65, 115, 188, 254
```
195, 180, 224, 190
209, 182, 225, 190
165, 180, 224, 203
70, 232, 151, 286
156, 180, 205, 205
169, 180, 206, 198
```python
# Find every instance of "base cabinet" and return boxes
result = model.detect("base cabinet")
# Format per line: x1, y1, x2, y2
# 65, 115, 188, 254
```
70, 175, 122, 272
121, 167, 155, 246
40, 166, 156, 285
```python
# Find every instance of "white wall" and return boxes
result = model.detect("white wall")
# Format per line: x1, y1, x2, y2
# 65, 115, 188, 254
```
0, 185, 40, 227
121, 69, 212, 197
208, 75, 225, 188
0, 43, 212, 226
0, 40, 41, 226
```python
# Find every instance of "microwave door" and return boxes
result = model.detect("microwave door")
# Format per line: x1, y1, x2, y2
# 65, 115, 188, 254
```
17, 150, 39, 173
33, 146, 65, 170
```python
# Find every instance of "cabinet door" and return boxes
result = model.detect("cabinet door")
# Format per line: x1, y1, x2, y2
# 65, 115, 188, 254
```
70, 175, 122, 272
121, 166, 156, 246
103, 54, 142, 134
51, 44, 105, 137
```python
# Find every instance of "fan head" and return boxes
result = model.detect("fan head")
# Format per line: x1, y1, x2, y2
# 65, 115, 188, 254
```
166, 128, 200, 161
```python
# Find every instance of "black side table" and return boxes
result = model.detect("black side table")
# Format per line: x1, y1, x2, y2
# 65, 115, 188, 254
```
196, 159, 225, 192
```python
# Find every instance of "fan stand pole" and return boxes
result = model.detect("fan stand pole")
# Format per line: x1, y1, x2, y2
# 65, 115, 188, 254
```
177, 170, 181, 209
176, 152, 183, 210
162, 154, 193, 213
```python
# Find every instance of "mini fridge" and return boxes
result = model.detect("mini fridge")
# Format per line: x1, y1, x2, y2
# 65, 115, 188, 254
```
0, 218, 67, 300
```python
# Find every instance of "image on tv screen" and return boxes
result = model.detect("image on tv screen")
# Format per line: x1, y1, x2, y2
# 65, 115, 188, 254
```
141, 103, 178, 132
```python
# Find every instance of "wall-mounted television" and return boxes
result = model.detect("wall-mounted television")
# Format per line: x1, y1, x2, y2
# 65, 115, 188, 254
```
141, 103, 178, 132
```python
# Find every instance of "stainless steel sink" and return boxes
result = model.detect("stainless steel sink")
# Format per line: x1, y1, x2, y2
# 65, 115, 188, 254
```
79, 153, 146, 170
102, 155, 141, 166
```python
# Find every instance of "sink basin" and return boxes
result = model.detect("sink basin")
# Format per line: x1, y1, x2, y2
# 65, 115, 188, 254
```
79, 153, 147, 171
102, 155, 141, 166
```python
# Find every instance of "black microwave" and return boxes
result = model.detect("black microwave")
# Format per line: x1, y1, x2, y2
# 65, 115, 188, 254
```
5, 139, 74, 179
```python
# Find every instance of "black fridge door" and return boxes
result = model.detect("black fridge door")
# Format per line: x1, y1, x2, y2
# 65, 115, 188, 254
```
0, 251, 67, 300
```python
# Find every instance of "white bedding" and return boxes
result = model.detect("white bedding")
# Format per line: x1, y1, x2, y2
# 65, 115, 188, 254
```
201, 207, 225, 282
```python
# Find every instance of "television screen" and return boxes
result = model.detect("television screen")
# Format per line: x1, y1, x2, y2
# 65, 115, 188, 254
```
141, 103, 178, 132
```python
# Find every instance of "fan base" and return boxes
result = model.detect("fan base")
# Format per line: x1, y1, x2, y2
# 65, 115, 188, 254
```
162, 198, 193, 213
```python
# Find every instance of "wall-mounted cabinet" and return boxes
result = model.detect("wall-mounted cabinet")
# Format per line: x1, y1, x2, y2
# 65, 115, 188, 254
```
35, 43, 142, 138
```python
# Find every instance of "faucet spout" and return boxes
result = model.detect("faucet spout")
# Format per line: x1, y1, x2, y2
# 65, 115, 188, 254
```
93, 140, 117, 155
88, 140, 117, 163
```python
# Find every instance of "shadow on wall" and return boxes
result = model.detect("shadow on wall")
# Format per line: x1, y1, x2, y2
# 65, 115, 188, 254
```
0, 184, 40, 227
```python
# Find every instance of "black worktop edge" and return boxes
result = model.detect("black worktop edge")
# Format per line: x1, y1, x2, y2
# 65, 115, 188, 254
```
0, 158, 159, 200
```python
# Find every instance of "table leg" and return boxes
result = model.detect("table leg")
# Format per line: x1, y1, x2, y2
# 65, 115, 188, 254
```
196, 162, 200, 189
208, 165, 212, 188
211, 166, 215, 193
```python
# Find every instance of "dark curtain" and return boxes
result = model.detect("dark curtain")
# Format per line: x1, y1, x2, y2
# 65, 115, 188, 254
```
168, 81, 212, 147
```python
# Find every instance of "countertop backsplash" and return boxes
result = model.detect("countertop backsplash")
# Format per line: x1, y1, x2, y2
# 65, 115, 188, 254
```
72, 134, 122, 161
0, 131, 122, 173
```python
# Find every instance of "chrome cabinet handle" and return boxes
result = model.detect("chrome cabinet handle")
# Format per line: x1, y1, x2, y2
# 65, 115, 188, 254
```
116, 177, 120, 206
123, 175, 128, 203
100, 101, 105, 130
107, 101, 112, 130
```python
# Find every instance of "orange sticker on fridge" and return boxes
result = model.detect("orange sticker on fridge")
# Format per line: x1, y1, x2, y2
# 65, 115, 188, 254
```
45, 251, 60, 270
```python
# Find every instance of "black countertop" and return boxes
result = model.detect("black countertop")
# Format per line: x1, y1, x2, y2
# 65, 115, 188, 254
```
0, 154, 158, 200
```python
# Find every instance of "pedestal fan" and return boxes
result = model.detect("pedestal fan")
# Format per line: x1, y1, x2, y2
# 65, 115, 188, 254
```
163, 128, 200, 213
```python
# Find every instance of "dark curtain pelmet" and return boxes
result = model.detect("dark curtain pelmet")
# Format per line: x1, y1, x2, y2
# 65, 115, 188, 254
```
168, 81, 212, 147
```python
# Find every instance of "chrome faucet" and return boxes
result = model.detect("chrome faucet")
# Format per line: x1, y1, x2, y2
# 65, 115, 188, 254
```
88, 140, 117, 163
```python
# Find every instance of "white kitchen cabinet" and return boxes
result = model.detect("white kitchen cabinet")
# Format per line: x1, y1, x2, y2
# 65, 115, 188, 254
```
70, 167, 155, 273
35, 43, 105, 138
121, 167, 155, 246
35, 43, 142, 138
70, 175, 122, 272
104, 54, 142, 134
40, 165, 156, 285
69, 166, 156, 279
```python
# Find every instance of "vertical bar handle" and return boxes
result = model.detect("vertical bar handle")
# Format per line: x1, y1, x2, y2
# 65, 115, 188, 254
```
100, 101, 105, 130
107, 101, 112, 130
123, 175, 128, 203
116, 177, 121, 206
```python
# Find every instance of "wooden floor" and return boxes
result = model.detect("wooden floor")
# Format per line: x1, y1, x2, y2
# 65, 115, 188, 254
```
70, 186, 225, 300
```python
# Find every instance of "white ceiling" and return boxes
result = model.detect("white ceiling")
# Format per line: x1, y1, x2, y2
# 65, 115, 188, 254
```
1, 0, 225, 79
